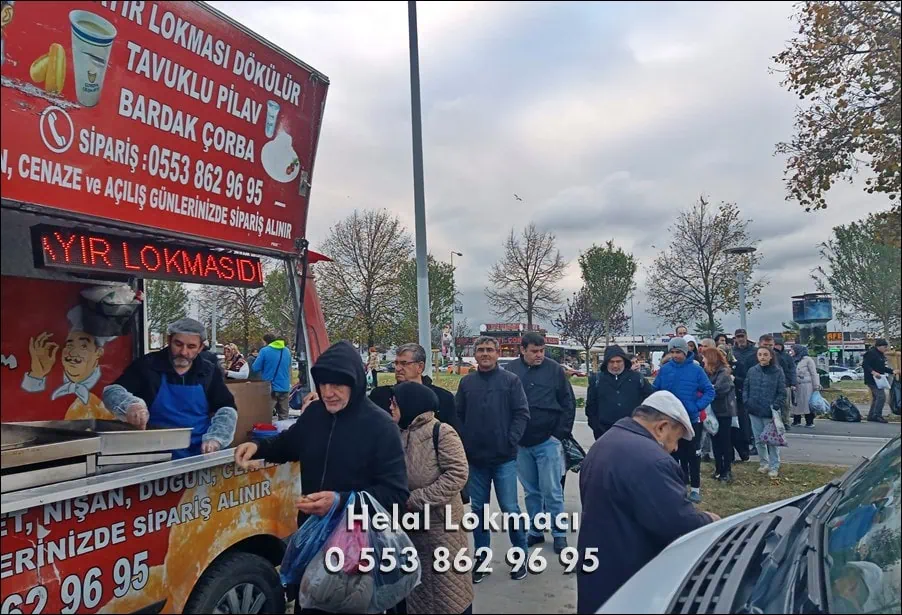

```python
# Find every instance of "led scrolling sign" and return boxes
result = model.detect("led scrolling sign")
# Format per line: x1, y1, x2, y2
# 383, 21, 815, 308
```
31, 225, 264, 288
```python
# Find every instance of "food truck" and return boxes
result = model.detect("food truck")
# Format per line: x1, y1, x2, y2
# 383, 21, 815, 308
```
1, 2, 329, 612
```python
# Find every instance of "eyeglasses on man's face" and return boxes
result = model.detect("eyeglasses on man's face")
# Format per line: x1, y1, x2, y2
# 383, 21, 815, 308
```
393, 360, 423, 368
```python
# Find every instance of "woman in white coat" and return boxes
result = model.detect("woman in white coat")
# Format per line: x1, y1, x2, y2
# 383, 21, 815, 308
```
791, 344, 819, 428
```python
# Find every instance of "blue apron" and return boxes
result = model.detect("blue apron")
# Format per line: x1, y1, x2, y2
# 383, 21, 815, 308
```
150, 377, 211, 459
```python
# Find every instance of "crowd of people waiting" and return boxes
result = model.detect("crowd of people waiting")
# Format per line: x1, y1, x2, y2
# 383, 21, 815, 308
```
225, 326, 897, 614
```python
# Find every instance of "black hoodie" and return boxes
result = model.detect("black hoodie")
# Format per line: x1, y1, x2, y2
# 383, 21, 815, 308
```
252, 341, 409, 520
585, 345, 654, 438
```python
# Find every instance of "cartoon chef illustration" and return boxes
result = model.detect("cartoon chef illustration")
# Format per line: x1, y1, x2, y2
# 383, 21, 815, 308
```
21, 305, 116, 420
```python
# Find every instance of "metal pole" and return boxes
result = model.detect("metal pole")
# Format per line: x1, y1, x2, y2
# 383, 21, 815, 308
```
630, 294, 635, 355
408, 0, 432, 376
450, 251, 456, 368
737, 270, 748, 332
211, 297, 218, 349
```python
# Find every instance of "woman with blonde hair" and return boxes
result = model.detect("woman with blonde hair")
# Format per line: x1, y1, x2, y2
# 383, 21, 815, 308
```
223, 343, 249, 379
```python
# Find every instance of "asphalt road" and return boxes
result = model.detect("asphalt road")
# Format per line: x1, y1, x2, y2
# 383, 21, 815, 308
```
571, 385, 898, 466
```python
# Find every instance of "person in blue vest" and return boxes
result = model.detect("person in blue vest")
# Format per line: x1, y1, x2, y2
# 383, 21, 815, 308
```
252, 333, 293, 420
653, 336, 715, 503
103, 317, 238, 458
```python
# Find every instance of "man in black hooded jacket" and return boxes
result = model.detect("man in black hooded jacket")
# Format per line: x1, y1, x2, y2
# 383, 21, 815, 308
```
586, 345, 654, 440
234, 341, 409, 525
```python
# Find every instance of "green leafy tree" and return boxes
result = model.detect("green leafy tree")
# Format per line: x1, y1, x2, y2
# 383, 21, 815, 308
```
485, 223, 567, 327
646, 197, 767, 335
397, 255, 456, 347
145, 280, 189, 346
815, 212, 902, 337
316, 210, 413, 348
578, 240, 637, 344
773, 1, 900, 241
694, 319, 724, 340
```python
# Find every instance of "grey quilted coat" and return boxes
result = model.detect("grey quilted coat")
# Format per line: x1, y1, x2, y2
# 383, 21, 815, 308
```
401, 413, 474, 614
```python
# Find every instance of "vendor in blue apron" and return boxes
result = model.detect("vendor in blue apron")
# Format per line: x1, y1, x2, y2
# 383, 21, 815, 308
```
102, 317, 238, 458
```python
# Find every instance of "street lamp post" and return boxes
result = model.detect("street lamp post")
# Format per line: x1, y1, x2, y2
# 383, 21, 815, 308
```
451, 250, 462, 368
725, 246, 757, 332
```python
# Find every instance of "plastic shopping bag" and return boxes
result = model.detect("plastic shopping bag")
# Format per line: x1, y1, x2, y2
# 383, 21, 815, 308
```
280, 492, 345, 586
324, 516, 369, 574
299, 547, 375, 613
561, 436, 587, 473
359, 491, 421, 612
771, 409, 786, 436
759, 419, 787, 447
703, 408, 719, 436
874, 374, 890, 391
809, 390, 831, 415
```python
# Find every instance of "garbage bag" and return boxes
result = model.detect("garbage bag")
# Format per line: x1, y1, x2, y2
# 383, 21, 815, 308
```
280, 492, 345, 586
561, 436, 586, 473
892, 379, 901, 416
809, 390, 831, 415
830, 395, 861, 423
360, 491, 421, 612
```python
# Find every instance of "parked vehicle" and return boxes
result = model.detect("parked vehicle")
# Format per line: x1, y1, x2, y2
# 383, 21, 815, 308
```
601, 436, 902, 614
829, 365, 862, 383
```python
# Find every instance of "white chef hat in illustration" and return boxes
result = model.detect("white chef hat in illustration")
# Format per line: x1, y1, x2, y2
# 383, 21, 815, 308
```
67, 305, 116, 347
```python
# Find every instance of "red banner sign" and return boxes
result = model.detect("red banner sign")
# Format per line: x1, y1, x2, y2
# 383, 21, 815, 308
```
0, 1, 328, 255
32, 225, 264, 287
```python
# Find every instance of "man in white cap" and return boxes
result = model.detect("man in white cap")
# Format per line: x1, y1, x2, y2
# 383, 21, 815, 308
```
577, 391, 720, 613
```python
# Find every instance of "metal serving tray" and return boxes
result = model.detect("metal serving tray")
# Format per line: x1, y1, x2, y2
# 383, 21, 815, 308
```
0, 423, 101, 469
9, 420, 192, 455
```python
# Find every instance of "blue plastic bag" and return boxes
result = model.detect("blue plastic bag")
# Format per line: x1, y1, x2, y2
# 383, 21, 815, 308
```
809, 390, 830, 415
280, 492, 349, 586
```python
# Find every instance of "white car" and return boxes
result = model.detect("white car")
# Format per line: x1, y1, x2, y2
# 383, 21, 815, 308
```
828, 365, 862, 383
601, 436, 901, 614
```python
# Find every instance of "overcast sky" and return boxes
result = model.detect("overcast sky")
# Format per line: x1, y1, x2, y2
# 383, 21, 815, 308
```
214, 0, 889, 338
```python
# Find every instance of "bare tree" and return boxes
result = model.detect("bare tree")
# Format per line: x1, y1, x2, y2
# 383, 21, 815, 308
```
646, 197, 767, 333
316, 209, 413, 348
485, 223, 567, 327
197, 285, 265, 355
553, 288, 606, 359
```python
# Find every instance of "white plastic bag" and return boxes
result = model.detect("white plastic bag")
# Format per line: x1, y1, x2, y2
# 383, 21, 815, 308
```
771, 408, 786, 436
874, 374, 890, 391
703, 408, 719, 436
359, 491, 421, 612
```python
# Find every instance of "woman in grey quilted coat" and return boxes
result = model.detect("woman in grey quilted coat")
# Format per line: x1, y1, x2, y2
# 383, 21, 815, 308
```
391, 381, 474, 614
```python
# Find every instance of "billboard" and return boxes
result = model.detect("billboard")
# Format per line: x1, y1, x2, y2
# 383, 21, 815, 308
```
0, 1, 328, 255
791, 294, 833, 324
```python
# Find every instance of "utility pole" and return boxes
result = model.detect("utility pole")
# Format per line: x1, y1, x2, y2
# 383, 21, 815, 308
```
451, 250, 462, 368
408, 0, 432, 375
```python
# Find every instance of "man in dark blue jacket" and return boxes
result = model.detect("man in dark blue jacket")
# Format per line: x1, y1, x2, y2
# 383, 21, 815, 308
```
732, 328, 758, 459
586, 345, 654, 440
577, 391, 718, 613
862, 339, 898, 423
455, 336, 530, 582
505, 332, 575, 554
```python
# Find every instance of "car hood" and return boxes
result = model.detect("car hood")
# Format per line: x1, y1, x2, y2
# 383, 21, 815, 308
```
599, 490, 818, 614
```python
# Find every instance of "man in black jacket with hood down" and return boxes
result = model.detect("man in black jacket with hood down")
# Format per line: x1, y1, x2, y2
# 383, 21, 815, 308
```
505, 332, 575, 554
586, 345, 654, 440
234, 341, 409, 526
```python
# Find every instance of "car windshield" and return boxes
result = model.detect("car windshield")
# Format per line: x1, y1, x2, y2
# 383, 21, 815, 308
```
823, 438, 901, 614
